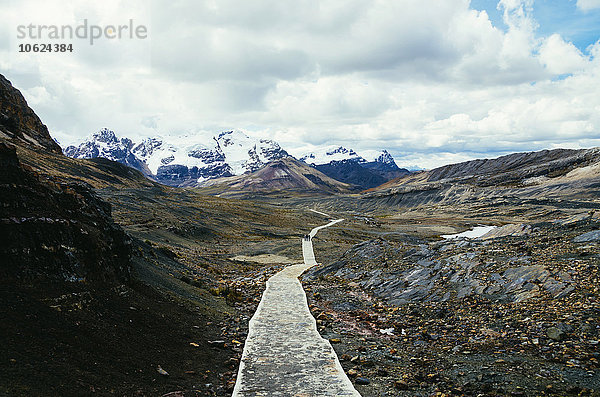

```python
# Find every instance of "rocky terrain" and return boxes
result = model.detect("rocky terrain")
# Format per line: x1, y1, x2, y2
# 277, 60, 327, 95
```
366, 147, 600, 208
0, 74, 62, 154
0, 73, 309, 396
301, 210, 600, 396
424, 148, 598, 187
0, 142, 130, 284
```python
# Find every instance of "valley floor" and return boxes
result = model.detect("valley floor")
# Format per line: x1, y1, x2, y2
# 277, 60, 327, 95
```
298, 203, 600, 396
3, 168, 599, 396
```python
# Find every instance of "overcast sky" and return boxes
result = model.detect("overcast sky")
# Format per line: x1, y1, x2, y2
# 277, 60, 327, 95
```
1, 0, 599, 169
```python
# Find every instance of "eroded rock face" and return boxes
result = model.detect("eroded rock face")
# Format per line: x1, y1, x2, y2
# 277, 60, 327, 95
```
0, 143, 131, 283
0, 74, 62, 154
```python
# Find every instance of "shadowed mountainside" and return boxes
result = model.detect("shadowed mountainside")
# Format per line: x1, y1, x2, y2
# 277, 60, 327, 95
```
0, 142, 131, 284
0, 72, 293, 395
314, 159, 409, 190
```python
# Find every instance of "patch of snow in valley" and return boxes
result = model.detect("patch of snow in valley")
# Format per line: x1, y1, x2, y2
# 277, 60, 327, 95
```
441, 225, 497, 240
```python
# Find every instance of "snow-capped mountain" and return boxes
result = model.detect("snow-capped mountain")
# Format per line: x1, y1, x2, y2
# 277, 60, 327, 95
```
64, 129, 289, 186
299, 147, 409, 190
371, 150, 397, 166
299, 146, 399, 166
215, 130, 288, 174
64, 128, 146, 171
64, 129, 407, 189
300, 146, 363, 165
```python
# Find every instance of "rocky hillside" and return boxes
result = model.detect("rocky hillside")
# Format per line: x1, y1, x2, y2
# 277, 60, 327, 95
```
366, 147, 600, 207
198, 157, 355, 197
0, 142, 131, 283
0, 71, 282, 396
0, 75, 62, 154
426, 148, 599, 186
0, 74, 133, 284
302, 210, 600, 396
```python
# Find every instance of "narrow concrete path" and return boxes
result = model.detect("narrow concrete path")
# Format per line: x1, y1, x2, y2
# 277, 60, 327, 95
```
232, 218, 360, 397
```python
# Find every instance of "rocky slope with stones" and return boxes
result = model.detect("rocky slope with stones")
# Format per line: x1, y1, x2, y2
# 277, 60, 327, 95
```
302, 211, 600, 396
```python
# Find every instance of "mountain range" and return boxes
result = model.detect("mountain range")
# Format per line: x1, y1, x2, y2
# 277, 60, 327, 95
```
64, 129, 407, 190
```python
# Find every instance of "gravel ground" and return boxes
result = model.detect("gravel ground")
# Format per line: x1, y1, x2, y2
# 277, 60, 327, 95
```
302, 215, 600, 396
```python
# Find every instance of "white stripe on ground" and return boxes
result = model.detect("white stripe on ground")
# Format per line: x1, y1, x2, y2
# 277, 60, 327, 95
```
308, 208, 331, 217
232, 218, 359, 396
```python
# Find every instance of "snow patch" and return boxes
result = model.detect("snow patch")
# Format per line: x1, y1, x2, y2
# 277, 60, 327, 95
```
442, 225, 497, 240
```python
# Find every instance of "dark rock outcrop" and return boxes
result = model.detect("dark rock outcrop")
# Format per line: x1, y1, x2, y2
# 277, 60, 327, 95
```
156, 163, 233, 186
0, 142, 131, 283
573, 230, 600, 243
305, 229, 577, 305
0, 74, 62, 154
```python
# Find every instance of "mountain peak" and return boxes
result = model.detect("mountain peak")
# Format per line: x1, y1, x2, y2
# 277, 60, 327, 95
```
300, 145, 363, 165
199, 156, 354, 197
327, 146, 358, 157
132, 136, 164, 159
92, 128, 118, 143
374, 150, 397, 166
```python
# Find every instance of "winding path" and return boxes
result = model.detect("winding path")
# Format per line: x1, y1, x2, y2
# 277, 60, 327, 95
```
232, 214, 360, 396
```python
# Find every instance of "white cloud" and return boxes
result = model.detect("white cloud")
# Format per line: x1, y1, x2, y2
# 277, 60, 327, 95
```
539, 34, 588, 75
576, 0, 600, 11
0, 0, 599, 169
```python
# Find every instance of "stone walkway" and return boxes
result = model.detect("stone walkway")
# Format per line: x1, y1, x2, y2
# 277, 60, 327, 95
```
232, 218, 360, 396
